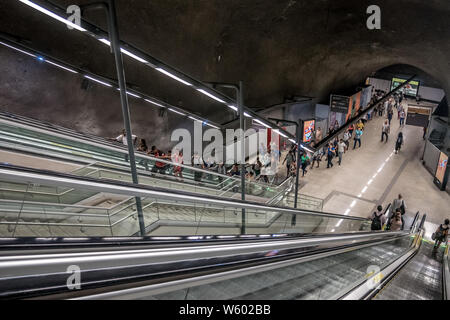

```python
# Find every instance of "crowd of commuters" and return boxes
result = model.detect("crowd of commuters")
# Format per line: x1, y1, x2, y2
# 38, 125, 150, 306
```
108, 130, 283, 184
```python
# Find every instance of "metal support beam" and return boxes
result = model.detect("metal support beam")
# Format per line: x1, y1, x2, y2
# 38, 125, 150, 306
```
294, 120, 303, 209
106, 0, 146, 236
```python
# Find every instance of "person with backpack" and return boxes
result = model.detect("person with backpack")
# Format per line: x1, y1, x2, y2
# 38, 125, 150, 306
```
353, 128, 363, 149
395, 132, 404, 154
433, 219, 449, 250
370, 205, 387, 231
391, 194, 406, 229
326, 143, 335, 168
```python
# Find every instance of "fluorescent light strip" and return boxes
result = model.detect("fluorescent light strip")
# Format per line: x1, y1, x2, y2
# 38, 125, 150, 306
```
289, 139, 296, 144
227, 105, 238, 111
156, 68, 193, 86
367, 179, 373, 185
335, 219, 343, 227
19, 0, 87, 32
188, 116, 202, 122
45, 60, 78, 73
274, 129, 288, 138
244, 112, 253, 118
361, 186, 368, 193
168, 108, 186, 116
121, 48, 149, 64
196, 89, 226, 103
144, 99, 164, 107
206, 123, 219, 129
0, 41, 36, 58
301, 145, 314, 153
350, 200, 357, 208
84, 75, 112, 87
116, 88, 141, 98
254, 119, 271, 128
98, 39, 148, 64
344, 209, 350, 215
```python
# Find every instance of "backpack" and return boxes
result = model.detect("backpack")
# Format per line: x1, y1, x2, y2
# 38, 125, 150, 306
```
371, 213, 382, 230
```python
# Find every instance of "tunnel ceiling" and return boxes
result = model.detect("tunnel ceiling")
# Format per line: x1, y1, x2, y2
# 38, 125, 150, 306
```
0, 0, 449, 127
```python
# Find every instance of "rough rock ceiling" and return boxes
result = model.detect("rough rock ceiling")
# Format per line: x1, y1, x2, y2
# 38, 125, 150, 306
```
0, 0, 449, 128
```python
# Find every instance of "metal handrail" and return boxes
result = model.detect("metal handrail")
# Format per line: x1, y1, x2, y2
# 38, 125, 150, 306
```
0, 116, 286, 190
0, 164, 369, 222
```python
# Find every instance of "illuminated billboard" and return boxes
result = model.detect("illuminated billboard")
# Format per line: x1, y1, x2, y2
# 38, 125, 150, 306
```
435, 152, 448, 184
391, 78, 420, 97
303, 120, 315, 143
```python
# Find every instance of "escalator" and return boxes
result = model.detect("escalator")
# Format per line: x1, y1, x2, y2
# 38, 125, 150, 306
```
373, 242, 444, 300
0, 164, 447, 300
0, 111, 315, 208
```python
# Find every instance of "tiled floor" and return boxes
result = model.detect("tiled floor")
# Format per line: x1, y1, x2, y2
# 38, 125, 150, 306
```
295, 100, 450, 225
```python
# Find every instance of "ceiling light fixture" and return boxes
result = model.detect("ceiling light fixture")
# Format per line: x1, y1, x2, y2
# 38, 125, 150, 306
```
84, 75, 112, 87
155, 68, 193, 86
45, 60, 78, 73
196, 89, 226, 103
19, 0, 87, 32
144, 99, 164, 107
168, 108, 185, 116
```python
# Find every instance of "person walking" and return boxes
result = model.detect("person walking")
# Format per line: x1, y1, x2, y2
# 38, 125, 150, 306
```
348, 124, 355, 137
387, 107, 394, 125
395, 132, 404, 154
433, 219, 449, 251
370, 205, 387, 231
353, 128, 363, 149
381, 120, 390, 143
282, 150, 296, 178
326, 143, 335, 168
300, 153, 310, 177
310, 149, 322, 170
343, 130, 351, 149
399, 109, 406, 127
337, 139, 346, 166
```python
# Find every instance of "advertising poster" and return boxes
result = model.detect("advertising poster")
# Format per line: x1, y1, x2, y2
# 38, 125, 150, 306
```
360, 86, 373, 109
391, 78, 420, 97
303, 120, 315, 143
435, 152, 448, 184
346, 91, 361, 122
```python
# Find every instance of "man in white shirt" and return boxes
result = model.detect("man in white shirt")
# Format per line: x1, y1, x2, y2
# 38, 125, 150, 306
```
113, 129, 137, 146
337, 139, 346, 166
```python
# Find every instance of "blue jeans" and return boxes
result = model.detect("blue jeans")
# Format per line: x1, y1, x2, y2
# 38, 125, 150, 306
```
400, 118, 405, 126
353, 138, 361, 149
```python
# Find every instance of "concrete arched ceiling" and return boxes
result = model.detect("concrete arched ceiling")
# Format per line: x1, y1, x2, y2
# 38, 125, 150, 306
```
0, 0, 449, 141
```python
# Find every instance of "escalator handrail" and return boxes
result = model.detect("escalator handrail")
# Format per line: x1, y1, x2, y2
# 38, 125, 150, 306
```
0, 230, 408, 299
0, 115, 284, 190
0, 163, 369, 222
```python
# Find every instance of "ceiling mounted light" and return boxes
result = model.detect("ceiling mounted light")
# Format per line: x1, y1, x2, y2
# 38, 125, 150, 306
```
116, 88, 140, 98
98, 39, 149, 64
289, 139, 296, 144
168, 108, 185, 116
244, 112, 253, 118
45, 60, 78, 73
254, 119, 272, 129
188, 116, 202, 122
84, 75, 112, 87
155, 68, 193, 86
206, 123, 219, 129
196, 89, 226, 103
144, 99, 164, 107
0, 41, 36, 58
19, 0, 87, 32
274, 129, 288, 138
227, 105, 238, 111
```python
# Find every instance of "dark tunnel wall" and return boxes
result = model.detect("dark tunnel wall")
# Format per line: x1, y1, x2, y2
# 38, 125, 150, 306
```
0, 0, 449, 146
